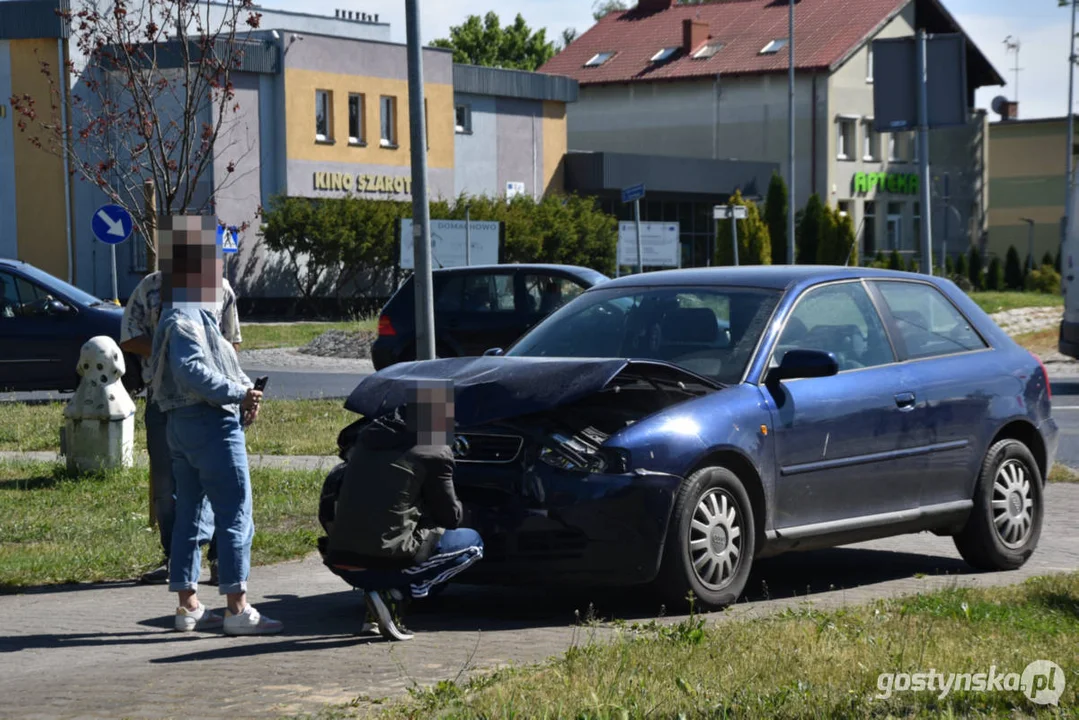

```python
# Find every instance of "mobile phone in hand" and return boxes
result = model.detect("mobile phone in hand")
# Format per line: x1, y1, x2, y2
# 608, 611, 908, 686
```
254, 376, 268, 392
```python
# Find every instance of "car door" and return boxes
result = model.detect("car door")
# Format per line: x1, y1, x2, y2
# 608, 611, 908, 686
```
519, 272, 590, 333
868, 280, 993, 508
450, 271, 520, 355
766, 280, 920, 531
0, 270, 78, 390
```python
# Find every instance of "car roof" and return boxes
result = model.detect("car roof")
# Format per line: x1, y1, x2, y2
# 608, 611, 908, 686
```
430, 263, 605, 277
596, 265, 930, 291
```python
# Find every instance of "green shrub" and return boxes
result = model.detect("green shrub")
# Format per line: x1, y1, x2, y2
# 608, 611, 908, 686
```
969, 246, 984, 290
796, 194, 825, 264
1042, 251, 1055, 269
764, 172, 788, 265
888, 249, 903, 271
715, 190, 772, 266
950, 273, 974, 292
944, 254, 955, 276
1004, 245, 1024, 290
986, 257, 1004, 291
1056, 250, 1062, 273
1025, 264, 1062, 294
955, 251, 968, 279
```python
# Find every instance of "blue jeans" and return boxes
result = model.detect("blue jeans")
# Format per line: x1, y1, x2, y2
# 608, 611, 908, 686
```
166, 403, 253, 595
335, 529, 484, 599
145, 397, 216, 562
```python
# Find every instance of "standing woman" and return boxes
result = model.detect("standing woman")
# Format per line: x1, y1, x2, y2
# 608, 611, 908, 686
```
149, 215, 282, 635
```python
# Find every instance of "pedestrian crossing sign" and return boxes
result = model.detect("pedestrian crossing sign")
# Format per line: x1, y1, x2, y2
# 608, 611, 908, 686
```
217, 224, 239, 254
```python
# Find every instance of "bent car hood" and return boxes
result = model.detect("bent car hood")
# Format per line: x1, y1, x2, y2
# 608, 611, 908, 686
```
345, 356, 715, 427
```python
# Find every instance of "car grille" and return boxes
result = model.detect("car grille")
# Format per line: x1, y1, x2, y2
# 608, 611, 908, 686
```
452, 433, 524, 464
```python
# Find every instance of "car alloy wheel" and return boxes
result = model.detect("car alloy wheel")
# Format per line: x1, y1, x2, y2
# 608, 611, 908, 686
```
991, 458, 1035, 549
689, 488, 743, 590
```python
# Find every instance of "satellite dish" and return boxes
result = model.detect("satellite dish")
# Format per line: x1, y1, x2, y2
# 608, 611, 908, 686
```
991, 95, 1009, 116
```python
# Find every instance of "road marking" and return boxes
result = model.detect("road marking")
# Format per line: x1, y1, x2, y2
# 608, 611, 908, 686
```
1052, 406, 1079, 410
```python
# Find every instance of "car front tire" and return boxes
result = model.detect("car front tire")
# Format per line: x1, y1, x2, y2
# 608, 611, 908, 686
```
953, 439, 1044, 571
657, 465, 756, 611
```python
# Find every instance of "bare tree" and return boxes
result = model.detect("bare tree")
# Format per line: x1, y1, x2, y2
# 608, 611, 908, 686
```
10, 0, 263, 269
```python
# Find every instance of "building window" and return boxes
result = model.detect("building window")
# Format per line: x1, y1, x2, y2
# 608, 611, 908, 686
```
863, 120, 880, 161
837, 118, 857, 161
348, 93, 365, 145
455, 104, 472, 134
694, 41, 724, 59
380, 95, 397, 147
132, 233, 147, 272
867, 44, 874, 83
651, 47, 678, 63
315, 90, 332, 142
863, 200, 877, 258
909, 131, 919, 162
837, 200, 851, 217
887, 202, 904, 250
888, 133, 899, 162
585, 51, 615, 67
760, 39, 788, 55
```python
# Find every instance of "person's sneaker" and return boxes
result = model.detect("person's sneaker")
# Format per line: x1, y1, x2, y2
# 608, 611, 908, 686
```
174, 603, 224, 632
207, 560, 219, 586
365, 590, 413, 641
140, 563, 169, 585
223, 604, 284, 636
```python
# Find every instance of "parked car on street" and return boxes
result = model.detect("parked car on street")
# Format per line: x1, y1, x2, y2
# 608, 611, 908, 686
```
0, 259, 140, 393
370, 264, 608, 370
325, 266, 1058, 610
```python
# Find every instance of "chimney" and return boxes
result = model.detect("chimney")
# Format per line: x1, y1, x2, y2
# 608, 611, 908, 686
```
334, 9, 340, 17
683, 18, 709, 54
637, 0, 674, 12
1003, 100, 1019, 120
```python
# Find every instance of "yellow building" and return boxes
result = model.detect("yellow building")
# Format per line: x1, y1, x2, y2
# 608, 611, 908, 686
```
0, 0, 74, 282
987, 115, 1079, 262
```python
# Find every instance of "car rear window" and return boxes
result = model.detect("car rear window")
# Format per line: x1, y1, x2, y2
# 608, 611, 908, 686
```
873, 281, 987, 359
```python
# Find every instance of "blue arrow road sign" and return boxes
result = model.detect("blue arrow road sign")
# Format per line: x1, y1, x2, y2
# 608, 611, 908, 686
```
91, 204, 133, 245
621, 183, 646, 204
218, 224, 239, 254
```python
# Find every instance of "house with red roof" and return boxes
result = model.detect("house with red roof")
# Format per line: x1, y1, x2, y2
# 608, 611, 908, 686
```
540, 0, 1004, 266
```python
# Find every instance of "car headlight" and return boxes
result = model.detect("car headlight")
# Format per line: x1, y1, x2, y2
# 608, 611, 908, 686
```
538, 432, 629, 474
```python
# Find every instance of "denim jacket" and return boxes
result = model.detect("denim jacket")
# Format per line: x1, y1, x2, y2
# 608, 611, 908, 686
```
149, 307, 252, 415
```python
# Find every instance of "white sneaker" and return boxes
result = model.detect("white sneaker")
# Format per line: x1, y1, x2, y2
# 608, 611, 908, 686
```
174, 603, 224, 632
365, 590, 413, 641
223, 604, 284, 636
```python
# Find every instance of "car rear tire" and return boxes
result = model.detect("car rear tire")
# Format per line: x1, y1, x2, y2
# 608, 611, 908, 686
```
953, 439, 1044, 571
656, 466, 756, 611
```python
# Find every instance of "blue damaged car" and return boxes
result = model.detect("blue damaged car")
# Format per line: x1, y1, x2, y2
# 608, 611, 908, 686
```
321, 266, 1058, 610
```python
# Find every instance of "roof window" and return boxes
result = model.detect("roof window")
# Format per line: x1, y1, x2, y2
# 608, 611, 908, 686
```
650, 47, 679, 63
694, 41, 724, 59
760, 38, 789, 55
585, 51, 615, 67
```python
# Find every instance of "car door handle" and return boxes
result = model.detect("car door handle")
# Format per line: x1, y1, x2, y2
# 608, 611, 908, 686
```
894, 392, 916, 411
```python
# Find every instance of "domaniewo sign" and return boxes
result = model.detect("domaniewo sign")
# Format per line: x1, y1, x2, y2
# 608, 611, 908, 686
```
312, 171, 413, 195
852, 172, 919, 196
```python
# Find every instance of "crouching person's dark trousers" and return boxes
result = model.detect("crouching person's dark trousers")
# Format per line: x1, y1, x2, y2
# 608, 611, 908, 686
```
338, 529, 484, 598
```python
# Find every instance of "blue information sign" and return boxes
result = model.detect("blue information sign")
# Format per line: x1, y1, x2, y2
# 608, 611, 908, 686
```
91, 204, 133, 245
621, 183, 646, 204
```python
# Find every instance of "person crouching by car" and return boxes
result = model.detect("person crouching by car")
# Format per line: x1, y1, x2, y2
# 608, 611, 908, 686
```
325, 379, 483, 641
121, 266, 242, 586
149, 215, 281, 635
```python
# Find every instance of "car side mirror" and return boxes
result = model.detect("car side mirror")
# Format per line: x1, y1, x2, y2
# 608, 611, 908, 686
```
769, 349, 839, 383
48, 299, 72, 315
483, 347, 504, 357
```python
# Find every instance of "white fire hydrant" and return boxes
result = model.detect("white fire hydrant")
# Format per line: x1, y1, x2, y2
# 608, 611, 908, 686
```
61, 336, 137, 473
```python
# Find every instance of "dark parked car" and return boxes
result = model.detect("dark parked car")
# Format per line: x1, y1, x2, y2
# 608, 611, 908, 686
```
325, 266, 1057, 609
0, 259, 140, 392
370, 264, 608, 370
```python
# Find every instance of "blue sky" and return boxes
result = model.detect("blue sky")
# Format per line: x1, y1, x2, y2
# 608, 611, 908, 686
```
280, 0, 1075, 120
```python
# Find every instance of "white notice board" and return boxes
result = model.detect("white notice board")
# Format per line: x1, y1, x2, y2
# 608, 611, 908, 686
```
400, 219, 500, 269
618, 221, 681, 267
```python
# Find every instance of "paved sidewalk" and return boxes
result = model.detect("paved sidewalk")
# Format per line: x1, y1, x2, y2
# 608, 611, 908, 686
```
1, 484, 1077, 720
0, 451, 340, 473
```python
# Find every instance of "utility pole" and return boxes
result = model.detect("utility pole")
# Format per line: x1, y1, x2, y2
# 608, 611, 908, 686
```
1064, 0, 1077, 258
405, 0, 435, 360
1004, 36, 1022, 113
465, 204, 471, 266
916, 29, 933, 274
787, 0, 796, 264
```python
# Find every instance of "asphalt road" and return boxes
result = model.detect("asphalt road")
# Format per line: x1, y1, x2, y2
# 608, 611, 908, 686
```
1053, 377, 1079, 468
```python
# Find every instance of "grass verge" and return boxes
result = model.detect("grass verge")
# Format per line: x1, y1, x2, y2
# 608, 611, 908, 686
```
0, 398, 352, 457
1014, 329, 1059, 356
354, 575, 1078, 719
1049, 464, 1079, 483
240, 320, 377, 350
0, 461, 324, 589
969, 292, 1063, 315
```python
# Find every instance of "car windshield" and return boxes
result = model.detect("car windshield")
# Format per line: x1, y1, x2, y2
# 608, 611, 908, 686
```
505, 285, 782, 385
13, 264, 110, 307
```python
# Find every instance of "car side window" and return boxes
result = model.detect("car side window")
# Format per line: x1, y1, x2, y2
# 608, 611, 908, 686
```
774, 282, 895, 372
433, 275, 464, 312
0, 271, 20, 318
873, 281, 987, 359
523, 275, 588, 314
461, 274, 514, 312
